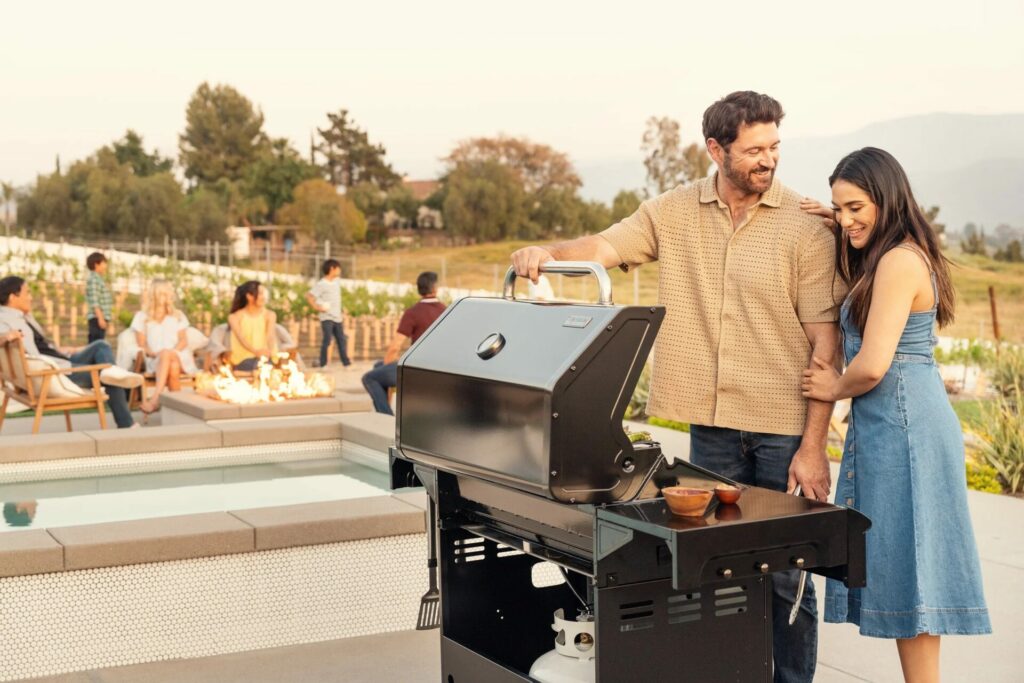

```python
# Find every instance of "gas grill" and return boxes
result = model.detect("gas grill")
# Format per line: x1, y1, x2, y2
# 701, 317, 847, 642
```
390, 262, 870, 682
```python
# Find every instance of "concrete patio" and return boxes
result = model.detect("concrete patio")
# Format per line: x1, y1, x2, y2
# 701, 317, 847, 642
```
16, 424, 1021, 682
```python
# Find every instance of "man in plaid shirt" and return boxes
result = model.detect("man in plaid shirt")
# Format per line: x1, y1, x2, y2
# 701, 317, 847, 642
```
85, 252, 113, 343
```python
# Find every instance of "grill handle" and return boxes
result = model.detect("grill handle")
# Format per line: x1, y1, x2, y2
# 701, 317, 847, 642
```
503, 261, 614, 306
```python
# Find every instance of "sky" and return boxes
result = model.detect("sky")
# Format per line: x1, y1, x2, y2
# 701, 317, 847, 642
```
2, 0, 1023, 200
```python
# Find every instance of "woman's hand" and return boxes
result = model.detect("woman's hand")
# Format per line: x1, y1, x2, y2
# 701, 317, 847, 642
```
800, 198, 836, 230
802, 357, 840, 402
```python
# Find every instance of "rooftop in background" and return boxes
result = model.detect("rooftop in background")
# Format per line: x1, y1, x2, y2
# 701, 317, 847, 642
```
402, 179, 439, 202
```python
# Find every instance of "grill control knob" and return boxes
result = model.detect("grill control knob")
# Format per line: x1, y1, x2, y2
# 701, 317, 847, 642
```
756, 562, 770, 574
792, 557, 806, 569
476, 333, 506, 359
718, 568, 733, 579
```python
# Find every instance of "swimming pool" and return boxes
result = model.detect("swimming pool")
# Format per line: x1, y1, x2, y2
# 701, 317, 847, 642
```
0, 452, 389, 532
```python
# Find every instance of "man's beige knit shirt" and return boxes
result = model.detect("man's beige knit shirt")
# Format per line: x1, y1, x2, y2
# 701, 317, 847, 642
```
601, 174, 840, 436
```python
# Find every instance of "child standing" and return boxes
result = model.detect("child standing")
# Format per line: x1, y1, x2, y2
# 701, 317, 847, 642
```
306, 259, 352, 368
85, 252, 113, 343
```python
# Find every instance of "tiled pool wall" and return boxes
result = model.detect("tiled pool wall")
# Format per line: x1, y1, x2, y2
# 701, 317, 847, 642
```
0, 534, 427, 681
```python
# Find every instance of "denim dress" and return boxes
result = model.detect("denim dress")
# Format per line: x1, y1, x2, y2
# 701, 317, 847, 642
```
824, 275, 992, 638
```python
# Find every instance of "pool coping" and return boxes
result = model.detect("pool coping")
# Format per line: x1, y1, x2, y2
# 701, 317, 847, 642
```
0, 411, 420, 578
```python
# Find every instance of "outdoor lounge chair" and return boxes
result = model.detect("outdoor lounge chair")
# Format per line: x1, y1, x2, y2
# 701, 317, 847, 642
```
0, 336, 110, 433
115, 328, 204, 411
203, 323, 303, 375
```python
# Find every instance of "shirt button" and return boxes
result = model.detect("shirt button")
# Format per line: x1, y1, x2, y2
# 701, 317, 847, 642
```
845, 498, 854, 506
847, 471, 854, 479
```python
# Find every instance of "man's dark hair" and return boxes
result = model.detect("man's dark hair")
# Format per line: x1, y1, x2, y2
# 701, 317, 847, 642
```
3, 503, 32, 527
416, 271, 438, 296
322, 259, 342, 276
702, 91, 785, 149
86, 252, 107, 271
0, 276, 25, 306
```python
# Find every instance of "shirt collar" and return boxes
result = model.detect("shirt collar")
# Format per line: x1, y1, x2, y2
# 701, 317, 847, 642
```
419, 297, 439, 303
698, 172, 782, 209
0, 306, 26, 320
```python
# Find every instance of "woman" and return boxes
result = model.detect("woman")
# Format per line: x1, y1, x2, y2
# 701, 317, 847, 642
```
227, 281, 277, 372
802, 148, 990, 681
133, 279, 196, 414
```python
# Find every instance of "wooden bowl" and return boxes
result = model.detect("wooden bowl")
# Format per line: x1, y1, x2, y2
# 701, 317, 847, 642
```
662, 487, 713, 517
714, 484, 743, 505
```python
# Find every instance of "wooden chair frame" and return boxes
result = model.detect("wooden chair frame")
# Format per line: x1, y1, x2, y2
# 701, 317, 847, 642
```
128, 350, 195, 411
0, 337, 109, 434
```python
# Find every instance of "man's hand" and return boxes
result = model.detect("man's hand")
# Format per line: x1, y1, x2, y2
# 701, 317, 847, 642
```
510, 246, 555, 284
2, 330, 22, 343
787, 444, 831, 501
98, 318, 108, 330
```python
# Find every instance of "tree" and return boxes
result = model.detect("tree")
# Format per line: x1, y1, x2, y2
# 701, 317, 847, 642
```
611, 189, 643, 223
994, 240, 1023, 263
111, 130, 173, 177
441, 160, 532, 243
921, 205, 945, 235
179, 82, 267, 185
444, 135, 581, 194
243, 138, 319, 219
277, 179, 367, 244
184, 187, 229, 242
315, 109, 400, 190
961, 223, 988, 256
641, 116, 711, 195
1, 181, 14, 231
116, 173, 187, 239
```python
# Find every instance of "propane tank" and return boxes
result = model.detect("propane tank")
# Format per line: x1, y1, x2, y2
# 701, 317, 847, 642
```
529, 608, 596, 683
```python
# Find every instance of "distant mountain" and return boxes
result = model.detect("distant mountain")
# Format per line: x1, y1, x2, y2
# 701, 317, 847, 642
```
578, 113, 1024, 231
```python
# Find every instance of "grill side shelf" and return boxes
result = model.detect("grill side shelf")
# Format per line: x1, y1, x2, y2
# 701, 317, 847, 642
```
595, 490, 868, 592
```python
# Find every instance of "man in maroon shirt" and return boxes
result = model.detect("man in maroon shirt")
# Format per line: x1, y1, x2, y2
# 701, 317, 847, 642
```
361, 271, 446, 414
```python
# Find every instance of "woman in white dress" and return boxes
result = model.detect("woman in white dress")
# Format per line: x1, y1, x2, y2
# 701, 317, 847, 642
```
133, 279, 195, 414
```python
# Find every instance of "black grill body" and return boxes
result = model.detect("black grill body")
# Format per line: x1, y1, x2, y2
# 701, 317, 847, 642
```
391, 285, 869, 682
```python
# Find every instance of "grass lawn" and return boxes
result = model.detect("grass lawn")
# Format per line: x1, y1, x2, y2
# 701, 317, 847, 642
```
353, 243, 1024, 343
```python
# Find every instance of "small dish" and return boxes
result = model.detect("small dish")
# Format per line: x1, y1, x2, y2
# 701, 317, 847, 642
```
714, 484, 743, 505
662, 487, 713, 517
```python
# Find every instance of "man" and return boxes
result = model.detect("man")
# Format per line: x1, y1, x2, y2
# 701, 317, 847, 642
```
85, 251, 113, 343
511, 91, 840, 683
362, 272, 446, 415
306, 259, 352, 368
0, 276, 143, 429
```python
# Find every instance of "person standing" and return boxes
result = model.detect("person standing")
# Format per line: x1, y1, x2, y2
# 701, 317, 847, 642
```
362, 272, 445, 415
801, 148, 991, 682
512, 91, 840, 683
306, 259, 352, 368
85, 252, 113, 343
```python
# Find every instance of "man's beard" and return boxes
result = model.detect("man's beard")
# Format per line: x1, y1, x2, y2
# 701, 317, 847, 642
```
722, 152, 774, 195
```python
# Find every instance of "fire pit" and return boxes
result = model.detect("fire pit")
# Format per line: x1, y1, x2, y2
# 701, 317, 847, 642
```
195, 354, 334, 405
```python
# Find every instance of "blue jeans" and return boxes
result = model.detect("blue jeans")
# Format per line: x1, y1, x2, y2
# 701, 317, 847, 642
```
67, 341, 133, 429
319, 320, 351, 367
690, 425, 817, 683
361, 361, 396, 415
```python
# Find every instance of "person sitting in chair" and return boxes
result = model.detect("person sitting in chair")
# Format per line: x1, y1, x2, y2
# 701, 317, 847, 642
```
133, 279, 197, 415
0, 276, 143, 429
227, 281, 277, 372
362, 272, 446, 415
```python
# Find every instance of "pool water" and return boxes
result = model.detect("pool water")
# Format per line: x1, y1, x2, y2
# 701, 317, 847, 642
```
0, 457, 390, 532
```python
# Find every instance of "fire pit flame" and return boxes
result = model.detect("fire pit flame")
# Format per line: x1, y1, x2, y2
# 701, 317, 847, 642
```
196, 353, 334, 404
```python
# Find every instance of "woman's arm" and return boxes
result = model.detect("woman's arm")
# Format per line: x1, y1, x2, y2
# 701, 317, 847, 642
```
803, 248, 926, 401
228, 312, 260, 356
266, 311, 278, 355
135, 330, 155, 357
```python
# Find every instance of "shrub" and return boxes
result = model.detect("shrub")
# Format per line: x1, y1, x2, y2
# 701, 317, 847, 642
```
966, 459, 1003, 494
647, 416, 690, 433
979, 386, 1024, 494
989, 346, 1024, 398
624, 363, 651, 421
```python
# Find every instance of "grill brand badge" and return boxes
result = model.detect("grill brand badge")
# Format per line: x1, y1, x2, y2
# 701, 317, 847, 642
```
562, 315, 592, 329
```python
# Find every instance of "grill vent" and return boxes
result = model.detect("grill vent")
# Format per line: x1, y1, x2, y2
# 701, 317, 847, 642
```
453, 537, 486, 563
618, 599, 655, 633
713, 585, 748, 617
667, 591, 702, 625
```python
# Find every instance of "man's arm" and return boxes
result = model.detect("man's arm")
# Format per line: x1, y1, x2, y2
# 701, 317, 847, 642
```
305, 291, 326, 313
511, 235, 624, 284
787, 321, 840, 501
383, 332, 408, 365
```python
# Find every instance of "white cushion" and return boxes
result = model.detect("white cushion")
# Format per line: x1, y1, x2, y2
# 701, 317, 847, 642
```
24, 355, 98, 399
185, 326, 210, 352
115, 328, 141, 370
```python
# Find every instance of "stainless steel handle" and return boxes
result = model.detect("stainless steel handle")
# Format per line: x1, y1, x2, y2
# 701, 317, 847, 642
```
503, 261, 614, 306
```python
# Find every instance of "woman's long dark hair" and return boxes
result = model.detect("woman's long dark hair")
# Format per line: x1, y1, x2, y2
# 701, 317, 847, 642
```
230, 281, 262, 314
830, 147, 955, 332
